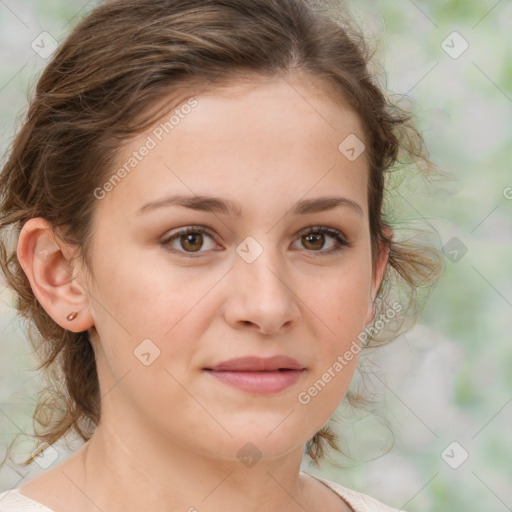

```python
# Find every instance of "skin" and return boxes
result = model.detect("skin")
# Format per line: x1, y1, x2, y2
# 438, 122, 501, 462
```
16, 72, 390, 512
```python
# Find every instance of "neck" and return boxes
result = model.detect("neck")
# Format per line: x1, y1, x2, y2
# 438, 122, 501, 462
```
71, 419, 315, 512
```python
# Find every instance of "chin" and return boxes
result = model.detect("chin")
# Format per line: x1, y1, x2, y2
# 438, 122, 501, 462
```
211, 423, 311, 462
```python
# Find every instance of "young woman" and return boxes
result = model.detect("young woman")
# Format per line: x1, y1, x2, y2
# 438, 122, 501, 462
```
0, 0, 442, 510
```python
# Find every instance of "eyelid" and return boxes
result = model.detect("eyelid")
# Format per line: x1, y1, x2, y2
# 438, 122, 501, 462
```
295, 225, 348, 241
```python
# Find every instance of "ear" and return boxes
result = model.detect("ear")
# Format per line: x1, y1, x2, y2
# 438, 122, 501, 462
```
16, 218, 94, 332
365, 226, 392, 325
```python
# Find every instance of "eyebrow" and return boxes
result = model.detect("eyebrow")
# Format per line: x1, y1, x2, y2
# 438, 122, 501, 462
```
136, 194, 364, 217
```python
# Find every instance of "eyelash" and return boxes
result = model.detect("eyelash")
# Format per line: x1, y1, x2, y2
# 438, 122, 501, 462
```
160, 225, 353, 258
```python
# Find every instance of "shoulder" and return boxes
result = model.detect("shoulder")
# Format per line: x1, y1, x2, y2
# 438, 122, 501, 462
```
302, 472, 404, 512
0, 489, 56, 512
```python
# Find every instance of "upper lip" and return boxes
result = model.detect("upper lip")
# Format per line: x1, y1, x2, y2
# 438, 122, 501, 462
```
205, 355, 306, 371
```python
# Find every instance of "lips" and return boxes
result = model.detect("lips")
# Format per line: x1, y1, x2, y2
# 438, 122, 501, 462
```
204, 355, 305, 372
203, 356, 307, 394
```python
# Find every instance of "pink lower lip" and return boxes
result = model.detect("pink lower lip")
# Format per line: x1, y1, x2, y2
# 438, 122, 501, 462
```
204, 369, 306, 394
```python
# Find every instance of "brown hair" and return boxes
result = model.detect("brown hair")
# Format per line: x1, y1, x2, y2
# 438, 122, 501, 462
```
0, 0, 443, 470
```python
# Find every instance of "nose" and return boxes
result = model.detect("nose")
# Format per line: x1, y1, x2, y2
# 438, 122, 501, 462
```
223, 245, 301, 336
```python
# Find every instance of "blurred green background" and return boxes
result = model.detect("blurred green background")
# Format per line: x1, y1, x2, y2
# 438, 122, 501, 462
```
0, 1, 511, 510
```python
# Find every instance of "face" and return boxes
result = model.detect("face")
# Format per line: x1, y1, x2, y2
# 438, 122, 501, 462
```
59, 74, 388, 461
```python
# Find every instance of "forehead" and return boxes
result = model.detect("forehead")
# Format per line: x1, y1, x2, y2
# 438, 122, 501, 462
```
149, 72, 364, 139
95, 74, 369, 221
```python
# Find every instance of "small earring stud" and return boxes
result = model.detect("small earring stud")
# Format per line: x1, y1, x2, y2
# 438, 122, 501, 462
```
66, 311, 78, 321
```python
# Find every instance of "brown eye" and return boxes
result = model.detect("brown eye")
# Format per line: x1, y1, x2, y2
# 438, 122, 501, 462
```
302, 232, 326, 250
292, 226, 352, 255
161, 226, 218, 257
180, 232, 204, 252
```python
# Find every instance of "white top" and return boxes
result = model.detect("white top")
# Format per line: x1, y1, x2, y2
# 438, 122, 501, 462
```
0, 471, 403, 512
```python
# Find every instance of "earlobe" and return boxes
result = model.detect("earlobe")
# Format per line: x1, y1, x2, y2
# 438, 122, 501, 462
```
17, 218, 94, 332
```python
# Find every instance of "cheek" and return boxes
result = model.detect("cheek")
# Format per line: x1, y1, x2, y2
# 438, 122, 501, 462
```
87, 250, 203, 421
90, 244, 201, 335
299, 250, 372, 397
88, 246, 220, 390
310, 256, 373, 342
296, 277, 371, 430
